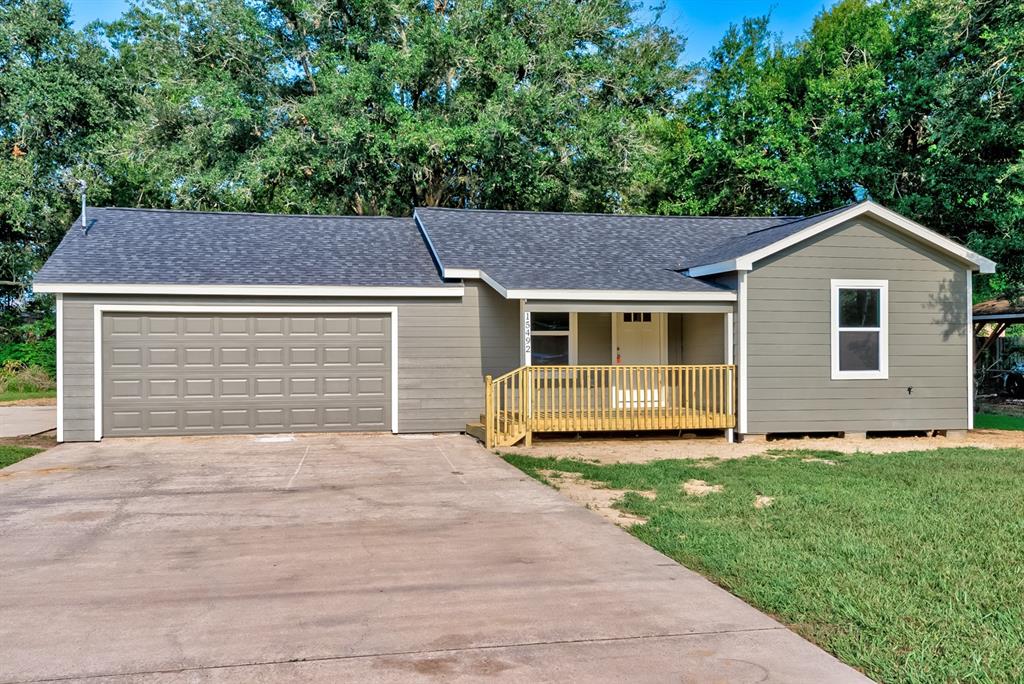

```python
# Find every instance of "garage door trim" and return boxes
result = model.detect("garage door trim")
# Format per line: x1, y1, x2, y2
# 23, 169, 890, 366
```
92, 305, 399, 440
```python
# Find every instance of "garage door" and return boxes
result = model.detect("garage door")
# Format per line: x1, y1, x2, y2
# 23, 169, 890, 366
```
102, 312, 391, 436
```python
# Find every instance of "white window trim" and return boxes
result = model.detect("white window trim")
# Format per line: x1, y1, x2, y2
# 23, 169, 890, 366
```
91, 305, 399, 441
528, 312, 577, 365
831, 279, 889, 380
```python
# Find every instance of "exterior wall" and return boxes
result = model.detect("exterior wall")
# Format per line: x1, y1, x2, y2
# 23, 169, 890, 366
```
577, 313, 612, 364
745, 217, 970, 433
60, 281, 520, 441
681, 313, 725, 364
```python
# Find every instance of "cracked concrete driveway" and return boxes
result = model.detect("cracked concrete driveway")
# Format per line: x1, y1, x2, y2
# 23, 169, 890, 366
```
0, 433, 869, 683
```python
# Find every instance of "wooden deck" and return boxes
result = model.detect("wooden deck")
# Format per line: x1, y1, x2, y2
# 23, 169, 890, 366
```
483, 364, 736, 448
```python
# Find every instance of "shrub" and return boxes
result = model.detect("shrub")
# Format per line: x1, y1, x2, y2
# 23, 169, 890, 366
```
0, 338, 56, 377
0, 360, 55, 394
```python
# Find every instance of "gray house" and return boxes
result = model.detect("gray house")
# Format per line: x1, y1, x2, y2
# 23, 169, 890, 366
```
35, 200, 995, 445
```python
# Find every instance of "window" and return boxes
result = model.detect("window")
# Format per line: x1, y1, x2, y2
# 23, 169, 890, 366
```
623, 312, 652, 323
529, 312, 574, 366
831, 280, 888, 379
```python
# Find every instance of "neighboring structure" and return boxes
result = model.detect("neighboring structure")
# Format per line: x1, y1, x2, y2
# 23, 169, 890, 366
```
34, 201, 995, 444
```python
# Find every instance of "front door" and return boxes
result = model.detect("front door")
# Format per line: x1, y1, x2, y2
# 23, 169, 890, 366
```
613, 312, 666, 364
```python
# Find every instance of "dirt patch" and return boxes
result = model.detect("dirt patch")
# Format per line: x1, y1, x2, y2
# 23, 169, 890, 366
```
682, 479, 723, 496
754, 495, 775, 509
0, 397, 57, 407
801, 457, 838, 465
538, 469, 654, 527
0, 430, 57, 450
506, 429, 1023, 464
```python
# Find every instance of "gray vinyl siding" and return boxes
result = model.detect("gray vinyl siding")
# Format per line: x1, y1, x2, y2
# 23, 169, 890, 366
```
60, 281, 519, 441
745, 217, 970, 433
577, 313, 612, 364
681, 313, 726, 364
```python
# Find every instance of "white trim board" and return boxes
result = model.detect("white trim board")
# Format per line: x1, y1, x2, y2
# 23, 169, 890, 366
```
967, 272, 974, 429
686, 201, 997, 277
736, 272, 748, 434
56, 294, 64, 443
830, 279, 889, 381
91, 305, 400, 441
36, 283, 462, 297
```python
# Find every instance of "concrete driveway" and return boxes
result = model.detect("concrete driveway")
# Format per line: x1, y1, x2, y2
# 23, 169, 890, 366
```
0, 433, 868, 683
0, 405, 55, 437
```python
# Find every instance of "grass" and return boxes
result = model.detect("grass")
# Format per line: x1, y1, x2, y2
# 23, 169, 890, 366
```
0, 445, 44, 469
0, 388, 56, 403
504, 448, 1024, 683
974, 412, 1024, 431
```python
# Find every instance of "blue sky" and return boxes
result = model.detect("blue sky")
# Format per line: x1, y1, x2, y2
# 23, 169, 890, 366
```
69, 0, 828, 62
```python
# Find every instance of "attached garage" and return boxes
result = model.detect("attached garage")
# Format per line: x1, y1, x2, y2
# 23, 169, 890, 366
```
101, 310, 393, 437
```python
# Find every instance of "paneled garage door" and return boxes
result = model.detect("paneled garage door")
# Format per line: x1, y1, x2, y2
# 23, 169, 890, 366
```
102, 312, 391, 436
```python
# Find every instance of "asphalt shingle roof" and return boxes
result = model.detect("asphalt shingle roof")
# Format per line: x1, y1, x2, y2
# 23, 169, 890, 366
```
677, 204, 857, 269
35, 208, 452, 288
414, 207, 802, 293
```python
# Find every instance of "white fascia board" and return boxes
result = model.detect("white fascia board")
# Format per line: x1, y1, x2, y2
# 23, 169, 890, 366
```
687, 201, 997, 276
443, 268, 483, 279
33, 283, 463, 297
502, 288, 737, 302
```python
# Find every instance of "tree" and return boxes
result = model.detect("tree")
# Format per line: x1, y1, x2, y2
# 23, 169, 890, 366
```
0, 0, 120, 313
99, 0, 688, 216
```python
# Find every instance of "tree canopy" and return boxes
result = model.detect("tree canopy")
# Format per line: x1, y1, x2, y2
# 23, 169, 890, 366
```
0, 0, 1021, 313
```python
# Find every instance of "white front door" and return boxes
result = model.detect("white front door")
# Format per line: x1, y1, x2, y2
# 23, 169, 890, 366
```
613, 312, 666, 364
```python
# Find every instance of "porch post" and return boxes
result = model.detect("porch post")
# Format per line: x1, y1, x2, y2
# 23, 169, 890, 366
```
725, 311, 735, 443
520, 299, 531, 366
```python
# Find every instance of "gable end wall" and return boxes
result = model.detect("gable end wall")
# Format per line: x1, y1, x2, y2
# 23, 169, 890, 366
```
745, 216, 970, 433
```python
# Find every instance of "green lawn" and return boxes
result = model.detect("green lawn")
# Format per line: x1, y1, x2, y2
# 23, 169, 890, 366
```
0, 445, 44, 469
975, 412, 1024, 431
504, 448, 1024, 683
0, 388, 56, 403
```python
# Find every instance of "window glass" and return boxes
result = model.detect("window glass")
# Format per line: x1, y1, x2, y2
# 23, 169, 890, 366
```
531, 335, 569, 365
838, 330, 880, 371
624, 312, 652, 323
532, 312, 569, 332
839, 289, 880, 328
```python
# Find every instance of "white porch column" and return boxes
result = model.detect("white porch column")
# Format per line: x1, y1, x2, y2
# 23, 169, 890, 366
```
520, 300, 531, 366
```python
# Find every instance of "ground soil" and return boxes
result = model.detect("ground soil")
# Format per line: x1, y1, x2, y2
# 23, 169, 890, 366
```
0, 397, 57, 407
537, 469, 655, 527
0, 429, 57, 450
505, 429, 1023, 464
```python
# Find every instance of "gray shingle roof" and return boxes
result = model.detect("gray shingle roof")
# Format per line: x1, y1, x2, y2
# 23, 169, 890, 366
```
35, 208, 452, 288
414, 208, 799, 293
678, 204, 857, 269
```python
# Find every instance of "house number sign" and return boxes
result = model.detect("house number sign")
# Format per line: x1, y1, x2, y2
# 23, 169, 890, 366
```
523, 311, 531, 354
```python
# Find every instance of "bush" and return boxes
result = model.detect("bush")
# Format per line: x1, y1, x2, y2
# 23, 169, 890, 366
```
0, 338, 56, 377
0, 360, 55, 394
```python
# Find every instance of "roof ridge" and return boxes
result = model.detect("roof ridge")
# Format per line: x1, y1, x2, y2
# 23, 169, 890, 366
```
416, 206, 803, 220
738, 202, 861, 237
90, 206, 411, 220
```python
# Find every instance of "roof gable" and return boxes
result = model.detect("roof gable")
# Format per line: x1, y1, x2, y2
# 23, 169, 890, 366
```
684, 201, 995, 276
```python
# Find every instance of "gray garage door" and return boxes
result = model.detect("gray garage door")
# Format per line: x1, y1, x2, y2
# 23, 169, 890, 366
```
102, 312, 391, 436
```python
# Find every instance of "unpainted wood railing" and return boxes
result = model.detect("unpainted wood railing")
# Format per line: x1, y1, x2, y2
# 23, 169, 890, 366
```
484, 364, 736, 448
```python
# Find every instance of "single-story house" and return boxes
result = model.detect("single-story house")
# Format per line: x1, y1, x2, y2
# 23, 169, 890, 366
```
34, 200, 995, 445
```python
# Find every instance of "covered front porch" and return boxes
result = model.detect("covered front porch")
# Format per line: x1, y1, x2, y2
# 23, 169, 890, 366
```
481, 302, 737, 447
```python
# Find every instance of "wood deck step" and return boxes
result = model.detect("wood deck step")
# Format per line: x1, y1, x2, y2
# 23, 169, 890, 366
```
465, 422, 486, 443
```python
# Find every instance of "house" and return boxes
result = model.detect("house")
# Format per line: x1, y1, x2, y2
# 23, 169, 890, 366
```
34, 200, 995, 445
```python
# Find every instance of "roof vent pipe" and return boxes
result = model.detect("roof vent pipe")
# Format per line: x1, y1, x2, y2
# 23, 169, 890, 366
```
80, 180, 88, 233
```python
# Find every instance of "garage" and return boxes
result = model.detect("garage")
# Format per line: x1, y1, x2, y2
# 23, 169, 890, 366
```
101, 312, 392, 436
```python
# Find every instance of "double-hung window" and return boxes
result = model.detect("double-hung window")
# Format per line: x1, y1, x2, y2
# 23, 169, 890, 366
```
530, 312, 575, 366
831, 280, 888, 379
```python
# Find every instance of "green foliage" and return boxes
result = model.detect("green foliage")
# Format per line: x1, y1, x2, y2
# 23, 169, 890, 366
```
505, 449, 1024, 683
0, 340, 56, 376
1, 0, 1022, 310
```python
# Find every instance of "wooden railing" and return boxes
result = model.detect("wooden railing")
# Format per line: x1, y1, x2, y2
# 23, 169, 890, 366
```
483, 364, 736, 448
